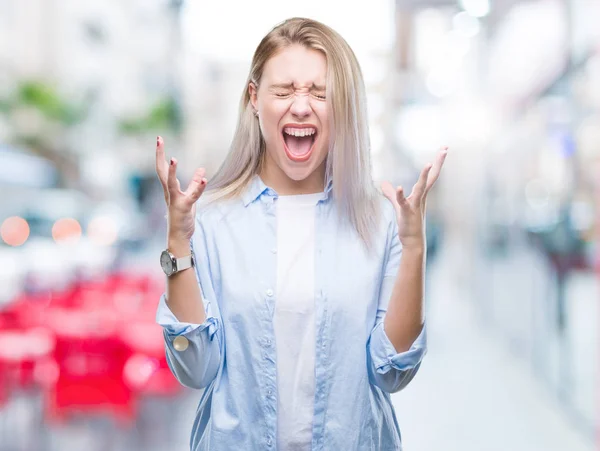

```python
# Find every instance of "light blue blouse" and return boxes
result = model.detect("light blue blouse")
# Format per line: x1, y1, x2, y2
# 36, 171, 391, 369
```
156, 175, 427, 450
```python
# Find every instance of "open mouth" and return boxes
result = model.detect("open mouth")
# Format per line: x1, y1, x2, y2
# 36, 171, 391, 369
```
282, 127, 317, 163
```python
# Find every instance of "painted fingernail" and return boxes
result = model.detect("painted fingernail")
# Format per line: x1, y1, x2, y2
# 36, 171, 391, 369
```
170, 158, 174, 166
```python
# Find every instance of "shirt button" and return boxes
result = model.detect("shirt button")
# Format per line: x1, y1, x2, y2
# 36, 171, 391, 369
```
173, 336, 189, 352
267, 438, 273, 446
270, 248, 277, 254
266, 289, 274, 297
265, 338, 271, 346
267, 389, 273, 396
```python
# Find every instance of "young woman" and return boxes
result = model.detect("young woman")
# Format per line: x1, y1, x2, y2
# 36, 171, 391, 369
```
155, 17, 447, 451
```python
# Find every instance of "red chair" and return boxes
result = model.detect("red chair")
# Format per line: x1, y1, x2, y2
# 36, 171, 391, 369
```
120, 321, 182, 448
120, 322, 180, 397
0, 270, 174, 431
0, 327, 55, 390
0, 359, 9, 408
44, 308, 136, 426
0, 293, 49, 329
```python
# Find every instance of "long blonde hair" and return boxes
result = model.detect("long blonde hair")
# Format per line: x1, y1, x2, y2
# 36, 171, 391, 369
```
204, 17, 382, 250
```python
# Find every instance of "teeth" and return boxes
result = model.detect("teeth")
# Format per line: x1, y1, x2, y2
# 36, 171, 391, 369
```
283, 127, 316, 137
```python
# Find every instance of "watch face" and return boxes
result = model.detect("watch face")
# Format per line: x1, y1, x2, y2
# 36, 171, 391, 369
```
160, 251, 174, 275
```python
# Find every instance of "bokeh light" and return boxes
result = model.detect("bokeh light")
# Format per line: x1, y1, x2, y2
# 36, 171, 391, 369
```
453, 11, 480, 38
52, 218, 82, 243
460, 0, 490, 18
1, 216, 30, 246
87, 216, 119, 246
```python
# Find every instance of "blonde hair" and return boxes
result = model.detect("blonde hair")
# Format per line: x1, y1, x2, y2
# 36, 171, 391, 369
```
204, 17, 382, 250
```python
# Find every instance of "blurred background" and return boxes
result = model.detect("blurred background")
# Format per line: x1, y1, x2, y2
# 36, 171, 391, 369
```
0, 0, 598, 450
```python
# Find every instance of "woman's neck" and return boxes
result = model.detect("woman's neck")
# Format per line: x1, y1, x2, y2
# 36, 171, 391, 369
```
259, 156, 326, 196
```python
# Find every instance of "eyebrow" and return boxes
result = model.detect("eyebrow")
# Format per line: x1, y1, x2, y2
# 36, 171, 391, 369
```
268, 83, 326, 91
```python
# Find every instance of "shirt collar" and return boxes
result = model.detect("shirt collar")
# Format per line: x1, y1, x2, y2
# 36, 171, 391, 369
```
242, 175, 271, 207
242, 174, 333, 207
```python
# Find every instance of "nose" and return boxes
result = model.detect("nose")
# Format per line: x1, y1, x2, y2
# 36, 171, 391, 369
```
289, 94, 311, 118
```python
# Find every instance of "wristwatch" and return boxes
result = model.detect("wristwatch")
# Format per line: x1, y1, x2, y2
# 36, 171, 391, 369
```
160, 249, 195, 277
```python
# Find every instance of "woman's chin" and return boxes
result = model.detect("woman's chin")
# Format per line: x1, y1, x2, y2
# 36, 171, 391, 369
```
281, 165, 314, 182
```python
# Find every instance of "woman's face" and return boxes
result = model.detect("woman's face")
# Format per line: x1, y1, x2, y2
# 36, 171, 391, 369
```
250, 44, 330, 193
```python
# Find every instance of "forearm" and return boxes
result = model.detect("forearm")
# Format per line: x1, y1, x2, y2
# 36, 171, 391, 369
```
165, 238, 207, 324
383, 245, 425, 353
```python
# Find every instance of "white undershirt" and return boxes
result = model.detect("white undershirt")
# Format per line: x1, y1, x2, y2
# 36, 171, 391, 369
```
274, 192, 324, 451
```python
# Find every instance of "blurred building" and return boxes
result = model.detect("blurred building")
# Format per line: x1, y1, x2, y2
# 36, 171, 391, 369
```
0, 0, 188, 197
392, 0, 600, 438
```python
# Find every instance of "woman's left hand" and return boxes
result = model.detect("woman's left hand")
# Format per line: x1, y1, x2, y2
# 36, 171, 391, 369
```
381, 147, 448, 250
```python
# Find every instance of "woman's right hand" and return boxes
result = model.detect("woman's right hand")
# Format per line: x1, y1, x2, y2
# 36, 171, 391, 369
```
155, 136, 208, 244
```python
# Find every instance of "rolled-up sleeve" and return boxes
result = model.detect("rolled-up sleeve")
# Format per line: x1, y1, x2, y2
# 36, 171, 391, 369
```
155, 212, 223, 390
367, 205, 427, 393
368, 321, 427, 393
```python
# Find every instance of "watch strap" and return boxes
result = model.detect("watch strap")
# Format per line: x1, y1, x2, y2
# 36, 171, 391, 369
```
173, 254, 194, 273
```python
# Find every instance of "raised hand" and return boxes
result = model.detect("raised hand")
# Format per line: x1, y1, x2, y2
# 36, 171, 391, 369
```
155, 136, 208, 243
381, 147, 448, 250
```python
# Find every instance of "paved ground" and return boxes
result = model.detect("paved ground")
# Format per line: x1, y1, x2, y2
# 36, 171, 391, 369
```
392, 245, 595, 451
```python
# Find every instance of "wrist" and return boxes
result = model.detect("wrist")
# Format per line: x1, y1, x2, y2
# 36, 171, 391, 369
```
401, 241, 426, 255
167, 237, 191, 257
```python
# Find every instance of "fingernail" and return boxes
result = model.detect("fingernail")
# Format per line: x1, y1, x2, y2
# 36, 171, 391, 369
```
170, 158, 174, 166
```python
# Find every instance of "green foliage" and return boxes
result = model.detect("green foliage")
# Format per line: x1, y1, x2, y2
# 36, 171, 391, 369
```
0, 80, 85, 125
18, 81, 84, 125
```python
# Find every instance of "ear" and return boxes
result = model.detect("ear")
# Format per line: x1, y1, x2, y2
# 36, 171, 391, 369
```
249, 82, 258, 111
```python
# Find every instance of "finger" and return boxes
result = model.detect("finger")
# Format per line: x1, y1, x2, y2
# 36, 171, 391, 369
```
167, 157, 183, 200
381, 181, 401, 214
410, 164, 432, 201
155, 136, 168, 186
184, 167, 208, 201
395, 186, 410, 210
425, 146, 448, 194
